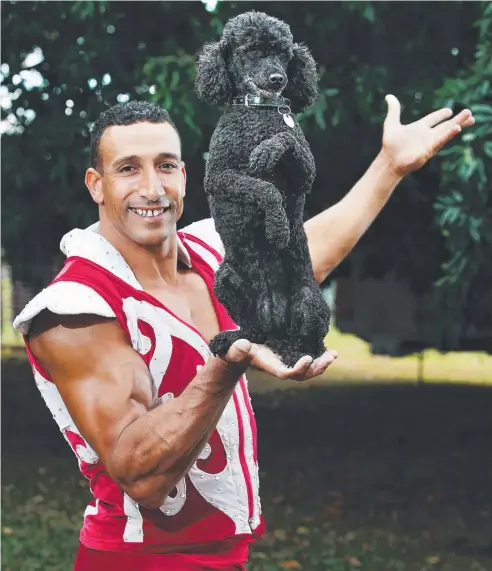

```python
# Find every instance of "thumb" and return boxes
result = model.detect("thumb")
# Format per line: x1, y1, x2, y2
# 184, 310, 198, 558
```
384, 94, 401, 127
223, 339, 253, 365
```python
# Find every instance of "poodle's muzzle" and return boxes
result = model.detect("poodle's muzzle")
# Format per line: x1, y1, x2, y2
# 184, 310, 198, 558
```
242, 56, 288, 96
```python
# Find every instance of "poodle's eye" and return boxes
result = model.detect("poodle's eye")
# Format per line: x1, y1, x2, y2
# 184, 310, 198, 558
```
245, 48, 260, 57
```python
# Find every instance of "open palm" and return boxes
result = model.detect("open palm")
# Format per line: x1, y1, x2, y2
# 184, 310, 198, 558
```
382, 94, 475, 177
222, 339, 339, 382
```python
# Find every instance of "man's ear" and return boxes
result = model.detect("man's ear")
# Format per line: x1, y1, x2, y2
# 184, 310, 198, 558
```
176, 162, 188, 222
180, 162, 187, 197
85, 168, 104, 204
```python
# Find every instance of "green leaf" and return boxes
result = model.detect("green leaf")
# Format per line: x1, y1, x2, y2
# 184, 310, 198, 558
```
484, 141, 492, 158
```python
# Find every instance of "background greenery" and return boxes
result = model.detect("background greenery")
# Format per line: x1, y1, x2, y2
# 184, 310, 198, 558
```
2, 0, 491, 344
2, 2, 492, 570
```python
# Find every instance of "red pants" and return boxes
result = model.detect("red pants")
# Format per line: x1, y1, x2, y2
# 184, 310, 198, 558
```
73, 542, 246, 571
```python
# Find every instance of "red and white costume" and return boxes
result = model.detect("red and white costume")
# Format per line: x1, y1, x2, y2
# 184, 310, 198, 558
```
13, 219, 265, 570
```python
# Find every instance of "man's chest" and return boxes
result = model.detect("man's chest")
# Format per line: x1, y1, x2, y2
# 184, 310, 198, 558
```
146, 270, 221, 343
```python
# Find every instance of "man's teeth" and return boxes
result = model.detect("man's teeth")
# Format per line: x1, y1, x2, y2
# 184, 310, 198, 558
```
130, 208, 166, 217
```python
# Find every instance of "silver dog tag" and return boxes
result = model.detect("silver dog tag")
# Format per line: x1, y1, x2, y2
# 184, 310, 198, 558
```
283, 114, 294, 128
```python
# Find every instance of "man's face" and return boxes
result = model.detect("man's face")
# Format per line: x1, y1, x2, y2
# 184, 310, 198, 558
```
86, 121, 186, 248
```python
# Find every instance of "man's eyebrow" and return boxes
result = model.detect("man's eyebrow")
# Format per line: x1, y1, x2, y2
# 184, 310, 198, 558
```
111, 152, 181, 169
111, 154, 139, 169
155, 152, 182, 162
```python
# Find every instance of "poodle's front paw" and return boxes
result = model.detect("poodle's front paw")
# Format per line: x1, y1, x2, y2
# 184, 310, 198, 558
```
249, 140, 284, 176
265, 211, 290, 249
209, 330, 245, 357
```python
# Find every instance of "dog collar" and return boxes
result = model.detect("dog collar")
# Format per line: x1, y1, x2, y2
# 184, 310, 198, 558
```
231, 94, 295, 128
232, 94, 291, 108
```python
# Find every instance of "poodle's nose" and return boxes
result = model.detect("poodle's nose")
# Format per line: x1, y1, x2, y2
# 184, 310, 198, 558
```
269, 73, 284, 87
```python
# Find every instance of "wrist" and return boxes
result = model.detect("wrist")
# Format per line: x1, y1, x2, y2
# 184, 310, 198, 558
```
375, 148, 407, 183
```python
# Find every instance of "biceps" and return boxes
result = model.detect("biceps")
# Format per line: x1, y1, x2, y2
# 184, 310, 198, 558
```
58, 361, 152, 464
31, 318, 154, 465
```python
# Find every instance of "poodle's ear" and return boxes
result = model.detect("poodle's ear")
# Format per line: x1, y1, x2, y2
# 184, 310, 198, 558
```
195, 40, 232, 106
283, 43, 319, 114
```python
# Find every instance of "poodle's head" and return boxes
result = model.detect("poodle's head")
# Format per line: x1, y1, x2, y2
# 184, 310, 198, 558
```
195, 11, 318, 114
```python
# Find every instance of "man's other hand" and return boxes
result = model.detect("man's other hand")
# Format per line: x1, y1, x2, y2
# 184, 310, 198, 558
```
381, 94, 475, 177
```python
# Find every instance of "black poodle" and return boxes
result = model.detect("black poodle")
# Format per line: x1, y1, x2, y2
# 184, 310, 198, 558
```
195, 11, 331, 367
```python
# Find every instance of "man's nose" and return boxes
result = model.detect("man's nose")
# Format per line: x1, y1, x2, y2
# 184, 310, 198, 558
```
139, 170, 163, 200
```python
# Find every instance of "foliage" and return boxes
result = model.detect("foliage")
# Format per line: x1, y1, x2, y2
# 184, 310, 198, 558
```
1, 1, 489, 341
1, 0, 216, 288
432, 3, 492, 342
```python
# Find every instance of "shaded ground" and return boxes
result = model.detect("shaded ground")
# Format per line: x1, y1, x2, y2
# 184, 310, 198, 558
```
2, 357, 492, 570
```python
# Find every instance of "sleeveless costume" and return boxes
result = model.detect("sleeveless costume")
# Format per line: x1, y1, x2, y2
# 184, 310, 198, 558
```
13, 220, 265, 570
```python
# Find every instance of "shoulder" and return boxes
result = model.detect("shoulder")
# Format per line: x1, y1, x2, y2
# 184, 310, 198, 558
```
13, 279, 116, 336
180, 218, 224, 257
29, 309, 127, 373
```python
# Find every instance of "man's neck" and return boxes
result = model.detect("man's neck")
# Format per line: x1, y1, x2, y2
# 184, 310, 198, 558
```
99, 221, 181, 288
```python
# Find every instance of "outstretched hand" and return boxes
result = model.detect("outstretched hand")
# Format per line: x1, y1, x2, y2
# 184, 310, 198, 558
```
222, 339, 338, 382
382, 94, 475, 177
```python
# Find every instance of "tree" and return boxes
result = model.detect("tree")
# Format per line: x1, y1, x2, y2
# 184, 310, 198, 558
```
1, 1, 489, 345
1, 0, 216, 288
432, 3, 492, 345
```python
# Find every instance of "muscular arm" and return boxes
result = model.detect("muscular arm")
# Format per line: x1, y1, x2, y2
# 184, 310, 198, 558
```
304, 98, 474, 285
29, 311, 249, 510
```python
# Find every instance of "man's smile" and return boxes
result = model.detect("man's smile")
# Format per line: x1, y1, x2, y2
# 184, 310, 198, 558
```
128, 205, 171, 219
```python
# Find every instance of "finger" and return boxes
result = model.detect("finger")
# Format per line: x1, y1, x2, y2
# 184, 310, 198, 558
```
294, 355, 315, 370
224, 339, 253, 364
249, 346, 305, 379
285, 355, 314, 378
309, 350, 338, 377
292, 350, 339, 382
431, 108, 474, 130
450, 108, 474, 127
271, 355, 314, 380
420, 107, 453, 128
429, 122, 463, 153
428, 109, 475, 150
384, 94, 401, 127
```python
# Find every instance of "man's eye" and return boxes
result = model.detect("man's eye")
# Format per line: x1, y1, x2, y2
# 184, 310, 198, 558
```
159, 163, 178, 170
119, 165, 135, 173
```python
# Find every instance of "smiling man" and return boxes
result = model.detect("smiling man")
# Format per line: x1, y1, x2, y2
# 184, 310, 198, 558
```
13, 99, 473, 570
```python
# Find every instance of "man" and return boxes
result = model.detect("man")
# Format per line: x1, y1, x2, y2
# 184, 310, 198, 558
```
13, 98, 473, 570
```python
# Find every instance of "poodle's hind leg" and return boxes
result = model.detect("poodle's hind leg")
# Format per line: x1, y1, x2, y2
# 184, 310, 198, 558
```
210, 260, 265, 357
264, 338, 311, 369
214, 260, 254, 325
289, 283, 331, 359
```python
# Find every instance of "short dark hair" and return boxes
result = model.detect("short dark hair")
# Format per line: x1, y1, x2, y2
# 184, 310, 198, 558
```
90, 101, 180, 171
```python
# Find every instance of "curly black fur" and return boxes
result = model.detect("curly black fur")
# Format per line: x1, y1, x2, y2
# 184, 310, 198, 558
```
196, 11, 331, 367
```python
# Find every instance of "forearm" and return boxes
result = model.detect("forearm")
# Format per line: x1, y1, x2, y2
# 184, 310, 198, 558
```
305, 150, 403, 283
109, 358, 245, 509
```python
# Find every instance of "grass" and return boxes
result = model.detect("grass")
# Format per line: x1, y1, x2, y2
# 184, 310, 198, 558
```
3, 269, 491, 384
2, 274, 491, 570
3, 358, 492, 571
246, 384, 492, 571
3, 320, 491, 387
322, 326, 491, 384
247, 326, 492, 394
1, 273, 21, 348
